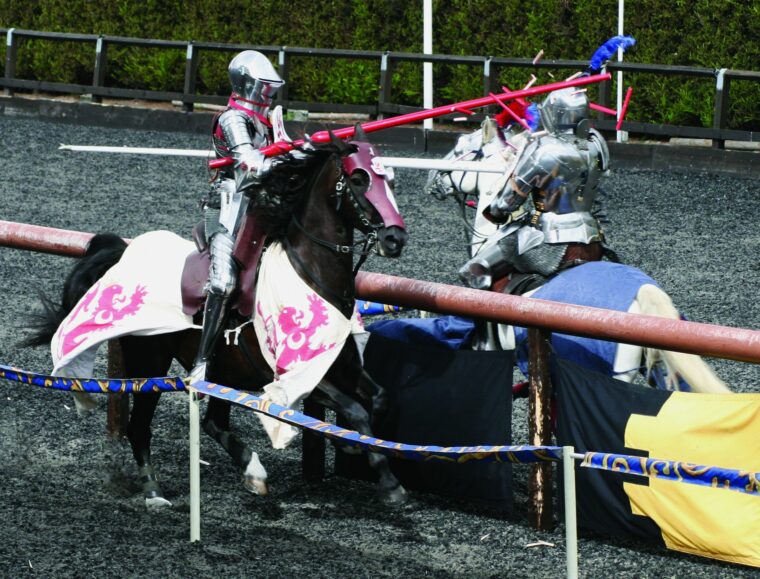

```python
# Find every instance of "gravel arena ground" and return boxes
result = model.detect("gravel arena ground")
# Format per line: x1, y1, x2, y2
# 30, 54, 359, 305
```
1, 108, 759, 578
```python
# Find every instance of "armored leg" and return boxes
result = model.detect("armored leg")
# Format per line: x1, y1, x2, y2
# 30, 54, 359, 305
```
190, 231, 238, 383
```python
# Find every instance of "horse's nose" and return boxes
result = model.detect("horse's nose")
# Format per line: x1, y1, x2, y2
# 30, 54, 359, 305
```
377, 226, 408, 257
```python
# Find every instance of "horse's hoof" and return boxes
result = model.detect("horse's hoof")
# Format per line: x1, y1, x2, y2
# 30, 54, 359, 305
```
381, 485, 408, 505
244, 475, 269, 496
145, 496, 173, 509
72, 392, 98, 417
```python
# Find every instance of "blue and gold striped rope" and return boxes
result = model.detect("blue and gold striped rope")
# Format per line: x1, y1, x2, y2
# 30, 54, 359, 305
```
0, 363, 185, 393
13, 363, 756, 488
192, 380, 563, 464
581, 451, 760, 497
0, 363, 562, 463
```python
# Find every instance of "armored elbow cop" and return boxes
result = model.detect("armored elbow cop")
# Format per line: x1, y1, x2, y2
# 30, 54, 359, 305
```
458, 242, 513, 290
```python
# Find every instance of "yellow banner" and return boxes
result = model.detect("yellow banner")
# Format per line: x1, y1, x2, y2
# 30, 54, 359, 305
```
625, 393, 760, 567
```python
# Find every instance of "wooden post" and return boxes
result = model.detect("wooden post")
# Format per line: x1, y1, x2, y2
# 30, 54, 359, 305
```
106, 340, 129, 439
528, 327, 554, 531
597, 65, 612, 121
377, 51, 393, 119
482, 56, 494, 97
4, 28, 18, 97
712, 68, 730, 150
277, 47, 289, 103
92, 36, 108, 104
481, 56, 496, 119
182, 42, 199, 113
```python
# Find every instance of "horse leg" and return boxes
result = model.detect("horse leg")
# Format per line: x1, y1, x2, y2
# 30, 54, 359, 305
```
312, 380, 407, 504
202, 397, 268, 496
71, 391, 99, 416
612, 342, 645, 383
120, 335, 174, 508
635, 284, 730, 393
471, 319, 500, 351
127, 391, 171, 508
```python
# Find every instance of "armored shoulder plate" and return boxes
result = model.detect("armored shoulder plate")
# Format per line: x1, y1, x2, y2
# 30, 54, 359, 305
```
218, 108, 271, 153
588, 128, 610, 172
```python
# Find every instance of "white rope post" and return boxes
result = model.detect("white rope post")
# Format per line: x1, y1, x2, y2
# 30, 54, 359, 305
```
564, 446, 579, 579
189, 389, 201, 542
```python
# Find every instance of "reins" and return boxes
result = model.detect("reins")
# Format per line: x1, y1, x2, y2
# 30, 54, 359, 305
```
281, 153, 383, 315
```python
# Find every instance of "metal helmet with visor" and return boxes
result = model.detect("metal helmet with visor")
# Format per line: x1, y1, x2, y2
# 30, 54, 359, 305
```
228, 50, 284, 113
539, 88, 589, 134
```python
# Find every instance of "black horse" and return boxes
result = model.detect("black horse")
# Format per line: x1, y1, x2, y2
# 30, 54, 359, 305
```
26, 133, 410, 507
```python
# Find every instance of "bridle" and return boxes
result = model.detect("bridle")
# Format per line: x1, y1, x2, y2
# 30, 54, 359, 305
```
283, 153, 388, 314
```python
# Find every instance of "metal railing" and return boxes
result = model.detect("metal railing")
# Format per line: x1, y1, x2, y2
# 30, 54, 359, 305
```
2, 27, 759, 148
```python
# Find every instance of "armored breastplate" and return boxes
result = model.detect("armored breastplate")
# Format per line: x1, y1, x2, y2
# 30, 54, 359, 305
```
213, 108, 272, 178
517, 130, 609, 245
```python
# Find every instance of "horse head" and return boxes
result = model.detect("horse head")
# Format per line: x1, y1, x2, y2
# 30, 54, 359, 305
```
332, 127, 408, 257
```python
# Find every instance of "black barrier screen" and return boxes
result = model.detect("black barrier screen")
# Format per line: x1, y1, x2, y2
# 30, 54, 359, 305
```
336, 331, 514, 512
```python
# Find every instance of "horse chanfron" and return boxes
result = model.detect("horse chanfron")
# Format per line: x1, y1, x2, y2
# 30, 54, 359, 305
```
342, 132, 408, 258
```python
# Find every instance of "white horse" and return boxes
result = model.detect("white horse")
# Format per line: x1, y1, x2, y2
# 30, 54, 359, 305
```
427, 118, 730, 394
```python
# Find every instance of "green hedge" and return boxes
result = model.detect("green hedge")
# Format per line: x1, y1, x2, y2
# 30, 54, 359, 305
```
1, 0, 758, 129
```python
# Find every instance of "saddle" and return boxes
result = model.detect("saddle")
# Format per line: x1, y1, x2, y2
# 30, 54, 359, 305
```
493, 241, 605, 296
180, 211, 268, 318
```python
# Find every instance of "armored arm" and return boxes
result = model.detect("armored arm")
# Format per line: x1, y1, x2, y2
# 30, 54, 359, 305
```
484, 139, 546, 223
218, 109, 272, 191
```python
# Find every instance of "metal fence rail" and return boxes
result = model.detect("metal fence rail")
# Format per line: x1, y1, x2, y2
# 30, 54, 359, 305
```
2, 27, 759, 148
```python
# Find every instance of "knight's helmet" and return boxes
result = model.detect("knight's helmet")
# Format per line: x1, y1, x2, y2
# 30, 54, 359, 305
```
538, 88, 589, 134
228, 50, 285, 114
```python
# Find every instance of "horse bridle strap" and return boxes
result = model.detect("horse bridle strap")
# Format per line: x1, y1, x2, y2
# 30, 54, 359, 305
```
289, 215, 376, 256
335, 172, 384, 230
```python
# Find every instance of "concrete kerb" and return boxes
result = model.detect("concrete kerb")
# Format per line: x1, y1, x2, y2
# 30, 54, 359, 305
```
2, 94, 759, 178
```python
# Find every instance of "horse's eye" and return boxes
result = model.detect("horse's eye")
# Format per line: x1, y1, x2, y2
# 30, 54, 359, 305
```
349, 170, 370, 192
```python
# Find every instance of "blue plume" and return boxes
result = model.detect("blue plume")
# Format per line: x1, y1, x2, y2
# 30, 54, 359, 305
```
588, 35, 636, 72
525, 103, 540, 131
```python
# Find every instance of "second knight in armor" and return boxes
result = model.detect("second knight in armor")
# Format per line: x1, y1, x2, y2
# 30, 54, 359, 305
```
458, 87, 611, 294
190, 50, 285, 383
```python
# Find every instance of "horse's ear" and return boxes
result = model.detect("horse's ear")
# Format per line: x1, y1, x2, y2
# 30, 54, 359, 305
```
328, 130, 344, 150
354, 123, 368, 142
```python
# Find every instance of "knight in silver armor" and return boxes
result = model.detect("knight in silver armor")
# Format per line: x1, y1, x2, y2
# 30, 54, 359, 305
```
190, 50, 285, 383
458, 87, 611, 293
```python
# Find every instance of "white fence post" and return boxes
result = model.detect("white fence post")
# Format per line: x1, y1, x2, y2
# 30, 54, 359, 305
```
563, 446, 579, 579
189, 389, 201, 542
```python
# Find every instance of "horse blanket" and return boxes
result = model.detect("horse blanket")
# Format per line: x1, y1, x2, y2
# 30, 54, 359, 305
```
513, 261, 657, 376
52, 231, 200, 378
367, 262, 658, 381
51, 230, 363, 449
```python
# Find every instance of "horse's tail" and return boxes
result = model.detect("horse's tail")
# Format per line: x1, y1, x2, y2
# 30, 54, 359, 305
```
636, 284, 732, 394
21, 233, 128, 347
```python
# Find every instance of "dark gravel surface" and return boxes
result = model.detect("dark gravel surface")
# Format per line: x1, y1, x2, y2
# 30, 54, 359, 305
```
1, 112, 759, 578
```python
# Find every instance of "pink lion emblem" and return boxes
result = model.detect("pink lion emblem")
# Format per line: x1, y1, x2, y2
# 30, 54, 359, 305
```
59, 282, 148, 356
258, 292, 337, 374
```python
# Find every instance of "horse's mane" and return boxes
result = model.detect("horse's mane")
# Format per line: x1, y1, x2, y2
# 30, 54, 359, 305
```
248, 138, 354, 239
